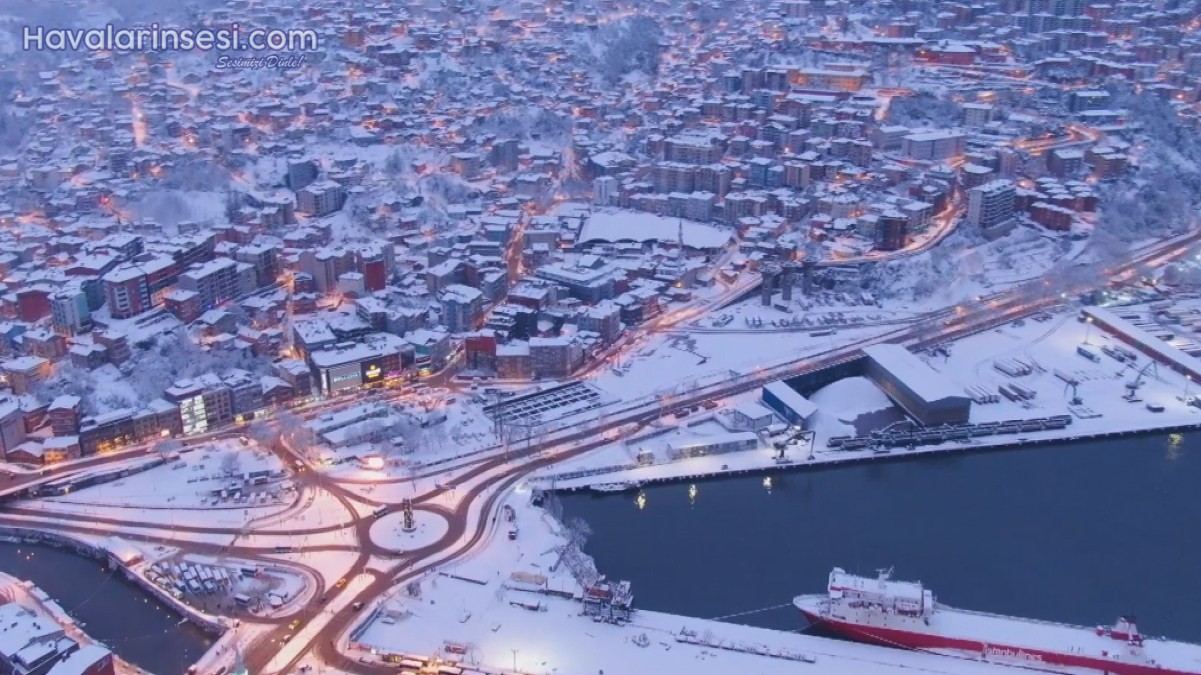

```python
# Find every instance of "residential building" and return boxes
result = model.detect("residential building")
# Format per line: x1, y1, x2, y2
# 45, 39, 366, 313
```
101, 265, 151, 319
50, 288, 91, 336
49, 396, 82, 436
593, 176, 617, 206
296, 180, 346, 216
177, 257, 250, 310
967, 179, 1016, 239
0, 397, 26, 459
529, 336, 583, 379
875, 211, 909, 251
440, 285, 483, 333
164, 376, 233, 435
901, 131, 965, 161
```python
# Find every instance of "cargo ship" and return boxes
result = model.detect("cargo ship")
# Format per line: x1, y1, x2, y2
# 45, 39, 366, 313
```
795, 568, 1201, 675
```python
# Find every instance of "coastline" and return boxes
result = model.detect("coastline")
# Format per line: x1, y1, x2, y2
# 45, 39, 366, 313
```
0, 528, 228, 673
539, 414, 1201, 492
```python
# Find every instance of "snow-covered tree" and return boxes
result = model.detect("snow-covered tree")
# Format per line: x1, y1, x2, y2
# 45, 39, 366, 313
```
384, 150, 407, 176
246, 420, 280, 447
126, 330, 271, 403
393, 416, 427, 455
1096, 88, 1201, 242
594, 16, 664, 84
564, 516, 592, 548
277, 412, 312, 449
220, 451, 242, 477
886, 92, 962, 127
154, 438, 184, 458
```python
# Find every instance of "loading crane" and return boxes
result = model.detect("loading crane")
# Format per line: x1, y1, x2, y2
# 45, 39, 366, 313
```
773, 426, 816, 462
1124, 361, 1159, 401
1064, 379, 1082, 406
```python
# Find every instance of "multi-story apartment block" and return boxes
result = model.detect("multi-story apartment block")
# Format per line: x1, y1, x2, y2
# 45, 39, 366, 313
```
296, 180, 346, 216
440, 284, 484, 333
51, 287, 92, 336
177, 257, 252, 311
968, 179, 1017, 240
529, 336, 584, 379
902, 131, 966, 161
102, 265, 152, 319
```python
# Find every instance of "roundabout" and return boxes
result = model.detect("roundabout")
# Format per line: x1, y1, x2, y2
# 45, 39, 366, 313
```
369, 508, 449, 552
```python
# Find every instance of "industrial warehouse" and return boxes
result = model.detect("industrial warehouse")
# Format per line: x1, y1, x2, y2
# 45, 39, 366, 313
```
861, 344, 973, 426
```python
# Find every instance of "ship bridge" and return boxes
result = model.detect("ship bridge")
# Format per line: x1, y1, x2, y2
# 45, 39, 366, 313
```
828, 568, 932, 617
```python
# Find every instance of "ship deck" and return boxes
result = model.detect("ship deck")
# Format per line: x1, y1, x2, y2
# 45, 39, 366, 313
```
795, 594, 1201, 672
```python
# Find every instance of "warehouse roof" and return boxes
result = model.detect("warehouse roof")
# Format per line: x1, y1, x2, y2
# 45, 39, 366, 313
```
763, 381, 818, 419
862, 344, 964, 404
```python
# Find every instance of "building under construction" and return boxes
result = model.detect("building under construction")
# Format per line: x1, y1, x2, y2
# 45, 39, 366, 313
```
582, 577, 634, 622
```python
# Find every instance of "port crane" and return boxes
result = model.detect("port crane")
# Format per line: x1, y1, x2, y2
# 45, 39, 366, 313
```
1124, 361, 1159, 401
773, 426, 816, 462
1064, 379, 1082, 405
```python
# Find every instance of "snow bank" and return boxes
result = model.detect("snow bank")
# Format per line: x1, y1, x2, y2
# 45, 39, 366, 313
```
808, 376, 894, 437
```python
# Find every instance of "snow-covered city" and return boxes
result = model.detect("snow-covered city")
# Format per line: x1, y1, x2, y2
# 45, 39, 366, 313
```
0, 0, 1199, 673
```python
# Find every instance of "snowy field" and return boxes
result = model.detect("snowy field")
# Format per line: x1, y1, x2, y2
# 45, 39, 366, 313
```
861, 226, 1082, 313
19, 440, 292, 528
316, 396, 500, 475
691, 288, 922, 331
592, 324, 895, 401
577, 207, 733, 248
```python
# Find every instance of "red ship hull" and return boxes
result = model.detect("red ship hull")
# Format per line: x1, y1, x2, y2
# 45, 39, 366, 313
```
799, 607, 1197, 675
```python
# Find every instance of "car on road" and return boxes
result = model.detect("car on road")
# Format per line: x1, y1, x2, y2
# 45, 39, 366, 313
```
352, 601, 364, 611
288, 619, 301, 631
336, 577, 348, 588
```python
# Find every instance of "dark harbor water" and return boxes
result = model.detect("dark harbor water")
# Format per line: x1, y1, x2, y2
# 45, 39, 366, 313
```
560, 433, 1201, 643
0, 541, 214, 675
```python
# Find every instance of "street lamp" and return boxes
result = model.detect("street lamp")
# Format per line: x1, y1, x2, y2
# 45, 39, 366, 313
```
511, 648, 519, 673
1084, 316, 1094, 344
